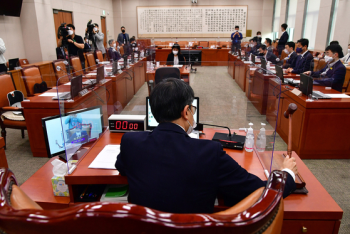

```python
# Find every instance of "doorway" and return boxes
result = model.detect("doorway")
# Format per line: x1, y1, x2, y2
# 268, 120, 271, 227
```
53, 10, 73, 47
101, 16, 107, 48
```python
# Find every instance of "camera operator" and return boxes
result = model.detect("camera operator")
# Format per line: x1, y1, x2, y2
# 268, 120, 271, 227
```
89, 23, 106, 59
58, 24, 85, 68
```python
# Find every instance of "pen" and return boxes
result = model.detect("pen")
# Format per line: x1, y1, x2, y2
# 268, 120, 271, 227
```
264, 169, 270, 179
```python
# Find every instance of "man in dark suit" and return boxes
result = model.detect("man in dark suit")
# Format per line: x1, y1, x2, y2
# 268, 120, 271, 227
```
304, 44, 346, 92
258, 44, 280, 64
248, 38, 260, 56
115, 78, 297, 214
252, 31, 262, 45
107, 39, 121, 61
117, 26, 130, 46
83, 37, 91, 52
277, 23, 289, 56
283, 42, 298, 69
287, 38, 313, 74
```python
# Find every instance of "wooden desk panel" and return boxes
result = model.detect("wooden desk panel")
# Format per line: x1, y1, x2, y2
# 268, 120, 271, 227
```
21, 81, 113, 157
21, 128, 343, 233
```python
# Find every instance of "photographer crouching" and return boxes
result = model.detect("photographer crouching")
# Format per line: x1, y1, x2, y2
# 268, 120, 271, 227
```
58, 24, 85, 69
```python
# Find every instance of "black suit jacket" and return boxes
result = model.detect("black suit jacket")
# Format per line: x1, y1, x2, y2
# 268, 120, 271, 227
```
283, 52, 298, 69
117, 33, 130, 46
278, 31, 289, 47
166, 53, 186, 65
292, 51, 313, 74
115, 123, 296, 214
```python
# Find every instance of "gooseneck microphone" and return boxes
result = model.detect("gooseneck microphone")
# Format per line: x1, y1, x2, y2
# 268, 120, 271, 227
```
197, 123, 232, 136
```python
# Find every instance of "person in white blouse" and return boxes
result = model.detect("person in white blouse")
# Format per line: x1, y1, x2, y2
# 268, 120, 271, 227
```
0, 38, 7, 73
340, 44, 350, 65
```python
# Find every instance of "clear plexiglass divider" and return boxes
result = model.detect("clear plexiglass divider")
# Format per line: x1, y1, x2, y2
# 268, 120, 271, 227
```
56, 63, 110, 174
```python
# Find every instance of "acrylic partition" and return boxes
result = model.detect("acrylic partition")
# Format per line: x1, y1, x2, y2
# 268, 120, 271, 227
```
56, 64, 110, 174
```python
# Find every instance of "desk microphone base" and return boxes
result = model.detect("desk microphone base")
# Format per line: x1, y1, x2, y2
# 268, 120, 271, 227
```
212, 132, 245, 150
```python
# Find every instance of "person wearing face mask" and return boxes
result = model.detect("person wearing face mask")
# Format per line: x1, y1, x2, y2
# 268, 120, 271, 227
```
248, 38, 260, 56
264, 38, 273, 54
115, 78, 297, 213
83, 37, 91, 52
58, 24, 84, 57
252, 31, 262, 45
340, 44, 350, 65
166, 44, 185, 65
258, 44, 280, 64
304, 45, 346, 92
117, 26, 130, 46
286, 38, 313, 74
282, 42, 298, 69
231, 26, 243, 53
107, 39, 121, 61
90, 23, 106, 59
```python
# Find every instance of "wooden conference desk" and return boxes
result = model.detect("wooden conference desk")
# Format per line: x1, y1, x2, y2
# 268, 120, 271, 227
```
8, 61, 57, 98
265, 77, 350, 159
21, 80, 114, 157
146, 65, 190, 83
155, 48, 230, 66
20, 128, 343, 233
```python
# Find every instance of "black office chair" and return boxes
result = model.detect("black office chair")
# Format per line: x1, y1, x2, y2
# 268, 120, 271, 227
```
154, 67, 181, 84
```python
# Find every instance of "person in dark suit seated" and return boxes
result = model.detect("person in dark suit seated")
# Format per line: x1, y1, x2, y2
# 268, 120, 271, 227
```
83, 37, 91, 52
282, 42, 298, 69
115, 78, 297, 214
107, 39, 121, 61
248, 38, 260, 56
287, 38, 313, 74
264, 38, 273, 54
277, 23, 289, 56
258, 44, 280, 64
304, 45, 346, 92
166, 44, 186, 65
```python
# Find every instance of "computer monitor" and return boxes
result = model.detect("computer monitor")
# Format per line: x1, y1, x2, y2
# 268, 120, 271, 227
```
96, 66, 104, 83
261, 57, 266, 74
251, 54, 256, 64
71, 75, 82, 99
146, 97, 199, 131
8, 58, 19, 71
300, 73, 313, 96
275, 65, 284, 83
42, 106, 104, 159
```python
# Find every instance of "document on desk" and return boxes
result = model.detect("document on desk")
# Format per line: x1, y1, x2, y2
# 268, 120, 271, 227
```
39, 92, 64, 97
173, 65, 183, 68
88, 144, 120, 170
250, 67, 257, 71
86, 72, 97, 76
326, 94, 350, 98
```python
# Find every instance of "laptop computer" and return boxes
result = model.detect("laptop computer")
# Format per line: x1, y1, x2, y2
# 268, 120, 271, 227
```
146, 97, 200, 134
8, 58, 19, 71
300, 74, 331, 99
53, 75, 83, 100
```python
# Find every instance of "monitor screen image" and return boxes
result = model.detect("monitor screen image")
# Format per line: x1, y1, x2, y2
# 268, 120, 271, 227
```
146, 97, 199, 130
42, 106, 103, 158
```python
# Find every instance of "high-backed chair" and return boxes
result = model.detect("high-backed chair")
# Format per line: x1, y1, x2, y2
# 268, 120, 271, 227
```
70, 56, 84, 76
18, 59, 29, 66
21, 66, 43, 96
199, 41, 209, 47
0, 169, 286, 234
208, 41, 217, 48
177, 41, 188, 48
0, 74, 27, 149
105, 48, 111, 61
95, 50, 104, 63
316, 59, 326, 72
343, 67, 350, 92
86, 53, 97, 71
119, 46, 124, 56
52, 60, 68, 85
154, 67, 181, 84
280, 50, 288, 61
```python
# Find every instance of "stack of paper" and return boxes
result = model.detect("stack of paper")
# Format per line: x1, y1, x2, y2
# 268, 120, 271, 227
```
88, 145, 120, 170
100, 184, 128, 202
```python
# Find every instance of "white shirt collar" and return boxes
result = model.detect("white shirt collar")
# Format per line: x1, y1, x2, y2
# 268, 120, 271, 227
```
174, 123, 186, 132
301, 50, 309, 57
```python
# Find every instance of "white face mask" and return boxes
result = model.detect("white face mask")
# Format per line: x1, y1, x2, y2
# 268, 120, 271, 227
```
348, 49, 350, 54
85, 40, 88, 43
94, 27, 98, 31
173, 50, 178, 55
324, 55, 333, 63
68, 30, 73, 36
186, 108, 197, 134
257, 35, 261, 38
284, 49, 290, 54
113, 43, 116, 47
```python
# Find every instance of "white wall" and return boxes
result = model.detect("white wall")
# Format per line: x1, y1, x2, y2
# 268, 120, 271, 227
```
0, 15, 27, 62
333, 0, 350, 51
112, 0, 271, 42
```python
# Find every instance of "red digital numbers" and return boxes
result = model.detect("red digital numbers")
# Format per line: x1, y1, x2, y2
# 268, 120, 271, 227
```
115, 121, 139, 130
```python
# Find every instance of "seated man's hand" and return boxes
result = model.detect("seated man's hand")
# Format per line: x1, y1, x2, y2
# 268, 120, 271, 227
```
283, 155, 298, 175
287, 68, 293, 73
304, 71, 311, 75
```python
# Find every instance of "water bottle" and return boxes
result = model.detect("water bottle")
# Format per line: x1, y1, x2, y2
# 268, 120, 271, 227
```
245, 123, 254, 152
256, 123, 266, 152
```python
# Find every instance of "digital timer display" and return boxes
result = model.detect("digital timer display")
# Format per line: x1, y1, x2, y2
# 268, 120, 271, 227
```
109, 119, 145, 132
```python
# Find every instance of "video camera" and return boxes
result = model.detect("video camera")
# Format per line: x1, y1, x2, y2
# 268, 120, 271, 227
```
57, 23, 69, 47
